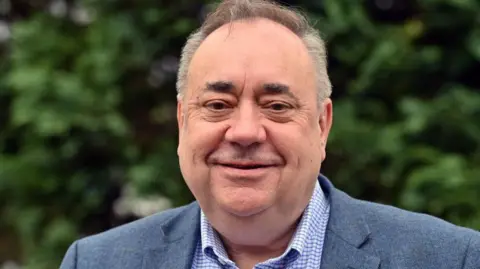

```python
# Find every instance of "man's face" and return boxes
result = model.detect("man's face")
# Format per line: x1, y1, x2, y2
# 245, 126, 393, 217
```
177, 19, 332, 229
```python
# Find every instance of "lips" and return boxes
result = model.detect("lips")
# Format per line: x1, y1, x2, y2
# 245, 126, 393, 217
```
212, 161, 279, 179
220, 163, 273, 169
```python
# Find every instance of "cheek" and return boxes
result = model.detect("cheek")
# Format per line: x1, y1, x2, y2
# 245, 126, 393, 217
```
179, 119, 228, 172
267, 123, 322, 167
189, 121, 226, 153
178, 121, 227, 200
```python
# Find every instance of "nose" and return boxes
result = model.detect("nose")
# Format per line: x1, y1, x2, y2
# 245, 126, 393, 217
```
224, 103, 266, 147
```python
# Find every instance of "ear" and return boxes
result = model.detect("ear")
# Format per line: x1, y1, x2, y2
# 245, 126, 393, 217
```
177, 100, 184, 130
177, 100, 184, 156
319, 98, 333, 160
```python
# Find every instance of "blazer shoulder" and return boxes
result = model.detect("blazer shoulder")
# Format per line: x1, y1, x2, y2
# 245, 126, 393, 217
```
79, 202, 197, 248
463, 231, 480, 268
357, 198, 478, 239
354, 196, 479, 267
61, 202, 199, 268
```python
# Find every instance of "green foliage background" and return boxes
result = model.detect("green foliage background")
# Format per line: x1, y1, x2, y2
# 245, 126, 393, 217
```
0, 0, 479, 268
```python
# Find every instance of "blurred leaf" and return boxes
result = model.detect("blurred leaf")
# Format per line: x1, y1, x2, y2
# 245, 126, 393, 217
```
466, 28, 480, 60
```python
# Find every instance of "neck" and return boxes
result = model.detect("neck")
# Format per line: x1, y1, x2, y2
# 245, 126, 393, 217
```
220, 217, 299, 269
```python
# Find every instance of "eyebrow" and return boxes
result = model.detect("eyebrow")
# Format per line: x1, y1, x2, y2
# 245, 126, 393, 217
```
263, 83, 290, 95
205, 80, 293, 94
263, 83, 300, 103
203, 81, 299, 102
205, 81, 235, 93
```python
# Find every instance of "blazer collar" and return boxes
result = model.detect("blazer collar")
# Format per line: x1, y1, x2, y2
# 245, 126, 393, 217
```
142, 175, 380, 269
142, 202, 201, 269
319, 174, 380, 269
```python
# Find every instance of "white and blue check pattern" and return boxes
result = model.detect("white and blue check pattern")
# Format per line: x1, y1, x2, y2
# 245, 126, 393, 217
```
191, 180, 330, 269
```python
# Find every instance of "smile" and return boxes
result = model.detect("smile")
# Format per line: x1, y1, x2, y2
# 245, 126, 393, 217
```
220, 163, 273, 170
214, 163, 277, 178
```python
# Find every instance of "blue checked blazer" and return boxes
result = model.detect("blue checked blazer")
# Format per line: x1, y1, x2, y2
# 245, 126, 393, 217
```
60, 175, 480, 269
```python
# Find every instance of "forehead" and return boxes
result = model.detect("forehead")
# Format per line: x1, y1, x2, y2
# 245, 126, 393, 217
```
187, 19, 316, 96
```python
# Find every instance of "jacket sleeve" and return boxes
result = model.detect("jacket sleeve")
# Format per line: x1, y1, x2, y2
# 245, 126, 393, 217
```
59, 241, 78, 269
462, 233, 480, 269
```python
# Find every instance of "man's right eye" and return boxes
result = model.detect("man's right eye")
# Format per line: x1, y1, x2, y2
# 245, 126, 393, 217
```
205, 101, 230, 111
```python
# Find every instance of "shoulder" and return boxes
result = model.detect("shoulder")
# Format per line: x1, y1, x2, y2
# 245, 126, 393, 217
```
322, 173, 480, 268
60, 202, 199, 268
352, 193, 480, 266
79, 202, 197, 248
325, 179, 479, 245
357, 197, 478, 241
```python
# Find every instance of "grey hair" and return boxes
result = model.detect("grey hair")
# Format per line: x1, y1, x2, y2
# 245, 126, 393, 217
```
175, 0, 332, 103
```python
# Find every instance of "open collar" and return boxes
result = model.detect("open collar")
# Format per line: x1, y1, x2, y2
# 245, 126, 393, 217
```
141, 175, 381, 269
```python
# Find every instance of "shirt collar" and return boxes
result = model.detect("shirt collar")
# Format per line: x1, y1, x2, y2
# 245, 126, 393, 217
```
199, 179, 328, 264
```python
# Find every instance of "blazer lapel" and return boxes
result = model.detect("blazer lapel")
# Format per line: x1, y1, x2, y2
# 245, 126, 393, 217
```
142, 203, 201, 269
141, 176, 382, 269
321, 232, 380, 269
319, 175, 380, 269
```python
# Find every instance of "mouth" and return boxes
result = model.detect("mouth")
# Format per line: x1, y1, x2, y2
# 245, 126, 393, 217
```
218, 163, 274, 170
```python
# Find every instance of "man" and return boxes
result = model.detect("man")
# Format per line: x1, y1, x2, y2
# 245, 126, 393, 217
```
60, 0, 480, 268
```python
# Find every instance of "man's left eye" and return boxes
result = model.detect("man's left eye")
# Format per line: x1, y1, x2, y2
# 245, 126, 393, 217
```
268, 103, 291, 111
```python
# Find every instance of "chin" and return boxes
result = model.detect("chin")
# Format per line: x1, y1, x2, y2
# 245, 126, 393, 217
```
216, 195, 272, 218
224, 204, 268, 217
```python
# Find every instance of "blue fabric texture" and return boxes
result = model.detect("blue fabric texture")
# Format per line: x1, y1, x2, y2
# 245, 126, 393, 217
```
191, 180, 330, 269
59, 175, 480, 269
